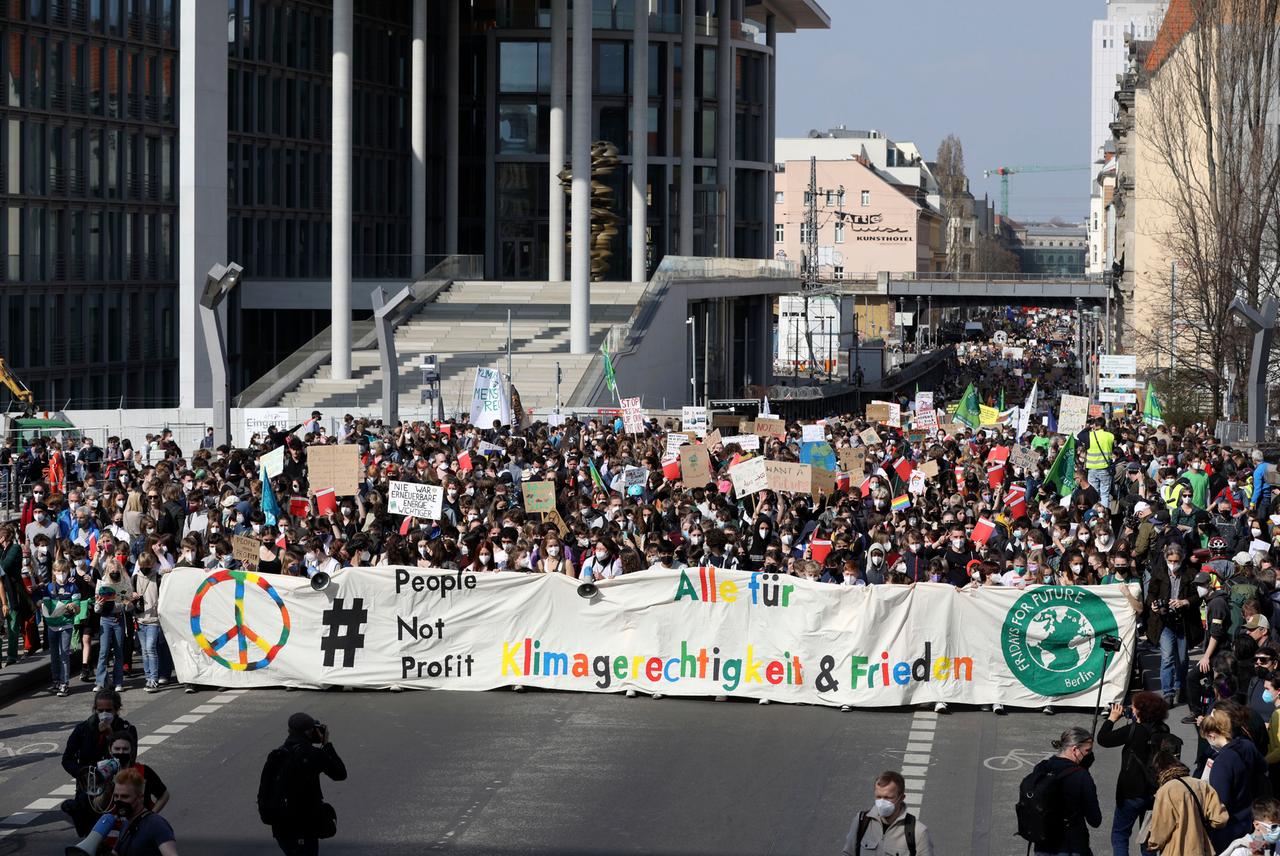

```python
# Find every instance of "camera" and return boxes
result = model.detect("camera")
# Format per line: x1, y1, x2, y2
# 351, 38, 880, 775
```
1099, 634, 1123, 653
1150, 598, 1168, 614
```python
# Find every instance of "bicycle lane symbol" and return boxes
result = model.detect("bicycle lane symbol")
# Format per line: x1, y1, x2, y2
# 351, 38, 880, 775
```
982, 749, 1047, 772
190, 570, 291, 671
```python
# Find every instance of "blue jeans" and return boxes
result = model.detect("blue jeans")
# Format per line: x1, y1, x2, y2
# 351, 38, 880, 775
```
1159, 626, 1188, 697
48, 626, 71, 686
136, 623, 161, 682
96, 616, 124, 688
1088, 466, 1114, 509
1111, 795, 1155, 856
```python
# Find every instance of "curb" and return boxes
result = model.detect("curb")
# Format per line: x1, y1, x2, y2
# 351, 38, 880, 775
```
0, 655, 51, 707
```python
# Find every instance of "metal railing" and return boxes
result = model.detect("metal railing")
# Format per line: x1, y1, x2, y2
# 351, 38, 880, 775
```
234, 254, 483, 408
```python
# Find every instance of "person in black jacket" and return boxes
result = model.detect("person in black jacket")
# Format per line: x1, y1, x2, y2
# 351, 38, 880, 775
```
1097, 691, 1171, 855
59, 688, 138, 835
260, 712, 347, 856
1145, 544, 1203, 707
1030, 726, 1102, 856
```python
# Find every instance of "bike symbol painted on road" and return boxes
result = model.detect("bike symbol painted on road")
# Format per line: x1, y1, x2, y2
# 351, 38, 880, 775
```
190, 570, 291, 671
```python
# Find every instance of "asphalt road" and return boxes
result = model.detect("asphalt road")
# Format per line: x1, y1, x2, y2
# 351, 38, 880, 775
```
0, 680, 1199, 855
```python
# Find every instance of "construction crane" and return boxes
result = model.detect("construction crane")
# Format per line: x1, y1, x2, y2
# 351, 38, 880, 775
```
983, 165, 1091, 219
0, 358, 36, 416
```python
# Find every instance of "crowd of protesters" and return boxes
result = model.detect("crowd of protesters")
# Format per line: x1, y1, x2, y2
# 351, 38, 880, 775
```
7, 307, 1280, 853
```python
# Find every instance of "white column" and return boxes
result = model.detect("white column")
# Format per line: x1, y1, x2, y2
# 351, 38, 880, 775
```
716, 0, 733, 258
330, 0, 352, 380
570, 0, 592, 353
410, 0, 427, 279
631, 0, 648, 283
679, 0, 695, 255
445, 0, 460, 254
178, 0, 227, 407
548, 0, 568, 282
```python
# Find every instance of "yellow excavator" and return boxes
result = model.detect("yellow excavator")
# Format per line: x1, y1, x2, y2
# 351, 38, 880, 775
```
0, 358, 36, 417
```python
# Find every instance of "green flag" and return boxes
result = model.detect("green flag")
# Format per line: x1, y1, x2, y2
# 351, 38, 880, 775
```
1143, 385, 1164, 427
1043, 435, 1077, 498
999, 388, 1005, 412
954, 383, 981, 430
600, 340, 618, 400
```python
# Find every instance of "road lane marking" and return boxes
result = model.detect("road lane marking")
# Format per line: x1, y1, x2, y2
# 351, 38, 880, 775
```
903, 710, 940, 809
24, 798, 61, 811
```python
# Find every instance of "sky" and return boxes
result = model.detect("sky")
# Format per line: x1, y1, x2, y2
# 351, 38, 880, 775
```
775, 0, 1101, 223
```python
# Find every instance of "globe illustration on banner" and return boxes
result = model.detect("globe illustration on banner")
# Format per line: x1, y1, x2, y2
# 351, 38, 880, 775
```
1025, 606, 1096, 673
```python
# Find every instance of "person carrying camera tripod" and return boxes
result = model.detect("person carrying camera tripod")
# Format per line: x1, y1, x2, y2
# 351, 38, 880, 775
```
258, 712, 347, 856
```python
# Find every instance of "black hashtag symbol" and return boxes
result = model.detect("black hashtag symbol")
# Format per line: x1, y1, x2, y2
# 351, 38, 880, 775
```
320, 598, 368, 668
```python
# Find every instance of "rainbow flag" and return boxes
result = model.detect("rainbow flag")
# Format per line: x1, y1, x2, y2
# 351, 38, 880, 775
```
891, 494, 911, 511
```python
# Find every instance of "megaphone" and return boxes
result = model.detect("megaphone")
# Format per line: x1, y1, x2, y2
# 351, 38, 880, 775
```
577, 582, 598, 599
66, 811, 116, 856
307, 568, 331, 591
82, 757, 119, 798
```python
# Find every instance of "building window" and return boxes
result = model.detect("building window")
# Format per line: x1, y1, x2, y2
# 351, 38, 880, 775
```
799, 222, 810, 244
774, 223, 783, 243
833, 265, 844, 279
860, 190, 870, 207
962, 226, 972, 243
825, 190, 834, 206
774, 191, 783, 204
834, 221, 845, 244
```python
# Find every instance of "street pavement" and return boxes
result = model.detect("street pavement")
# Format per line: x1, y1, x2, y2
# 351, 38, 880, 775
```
0, 680, 1199, 855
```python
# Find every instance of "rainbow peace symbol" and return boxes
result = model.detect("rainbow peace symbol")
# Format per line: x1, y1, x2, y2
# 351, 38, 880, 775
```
190, 570, 291, 671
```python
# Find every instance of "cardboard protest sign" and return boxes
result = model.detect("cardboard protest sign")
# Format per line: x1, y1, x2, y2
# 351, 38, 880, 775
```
679, 444, 713, 486
859, 428, 882, 446
916, 391, 934, 411
800, 441, 837, 472
765, 461, 811, 493
681, 406, 709, 438
737, 419, 755, 434
728, 456, 768, 496
866, 403, 893, 424
307, 445, 359, 496
521, 481, 557, 514
546, 507, 570, 537
920, 459, 940, 479
705, 429, 723, 450
839, 447, 866, 475
914, 408, 939, 431
1058, 394, 1090, 436
870, 400, 901, 428
755, 417, 786, 439
232, 535, 260, 569
1010, 445, 1039, 472
810, 466, 837, 498
387, 481, 445, 519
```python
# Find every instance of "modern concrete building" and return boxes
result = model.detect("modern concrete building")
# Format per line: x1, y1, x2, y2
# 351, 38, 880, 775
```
0, 0, 830, 412
1090, 0, 1166, 170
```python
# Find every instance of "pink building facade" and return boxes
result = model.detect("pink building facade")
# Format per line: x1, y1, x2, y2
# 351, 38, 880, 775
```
772, 158, 944, 279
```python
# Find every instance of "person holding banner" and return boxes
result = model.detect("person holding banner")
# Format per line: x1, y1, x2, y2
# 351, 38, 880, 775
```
535, 533, 575, 576
579, 538, 623, 582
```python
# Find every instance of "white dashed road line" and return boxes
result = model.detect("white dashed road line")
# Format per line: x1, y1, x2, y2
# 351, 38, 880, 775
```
903, 710, 938, 809
0, 687, 248, 831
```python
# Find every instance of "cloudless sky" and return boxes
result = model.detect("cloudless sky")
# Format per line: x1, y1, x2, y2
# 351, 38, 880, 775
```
775, 0, 1099, 223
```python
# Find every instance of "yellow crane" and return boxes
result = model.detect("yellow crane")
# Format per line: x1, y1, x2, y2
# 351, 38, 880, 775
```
0, 358, 36, 416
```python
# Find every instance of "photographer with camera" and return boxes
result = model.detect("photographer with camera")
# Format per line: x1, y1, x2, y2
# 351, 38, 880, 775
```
257, 712, 347, 855
1146, 543, 1204, 709
109, 766, 179, 855
60, 688, 137, 835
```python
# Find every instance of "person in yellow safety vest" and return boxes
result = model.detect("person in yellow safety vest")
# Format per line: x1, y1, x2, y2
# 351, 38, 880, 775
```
1159, 469, 1188, 511
1084, 416, 1116, 511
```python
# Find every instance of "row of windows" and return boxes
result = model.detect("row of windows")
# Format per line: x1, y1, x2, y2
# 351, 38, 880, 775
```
777, 190, 873, 207
2, 33, 176, 123
10, 365, 177, 410
0, 286, 175, 371
227, 213, 411, 280
2, 206, 173, 283
3, 0, 177, 47
2, 117, 174, 201
226, 141, 409, 218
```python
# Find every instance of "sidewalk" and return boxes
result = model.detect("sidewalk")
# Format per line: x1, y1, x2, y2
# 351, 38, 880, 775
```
0, 651, 51, 707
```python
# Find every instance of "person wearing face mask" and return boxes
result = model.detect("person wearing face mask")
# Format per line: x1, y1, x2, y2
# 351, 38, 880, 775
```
60, 688, 138, 836
1179, 452, 1210, 509
469, 540, 499, 573
939, 526, 975, 588
24, 501, 59, 550
840, 770, 934, 856
900, 530, 930, 583
94, 558, 136, 692
132, 555, 167, 693
1200, 708, 1270, 851
1145, 748, 1228, 855
579, 539, 622, 582
90, 732, 170, 819
1146, 544, 1203, 709
1020, 728, 1101, 856
745, 519, 777, 572
108, 766, 179, 856
43, 558, 80, 696
864, 543, 889, 585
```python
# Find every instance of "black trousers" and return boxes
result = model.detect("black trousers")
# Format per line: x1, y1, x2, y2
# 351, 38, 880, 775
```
272, 825, 319, 856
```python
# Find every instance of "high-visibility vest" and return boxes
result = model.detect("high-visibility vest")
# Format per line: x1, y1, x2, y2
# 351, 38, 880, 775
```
1084, 430, 1114, 470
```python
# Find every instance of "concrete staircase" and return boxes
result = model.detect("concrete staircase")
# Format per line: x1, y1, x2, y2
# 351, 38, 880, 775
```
277, 280, 647, 414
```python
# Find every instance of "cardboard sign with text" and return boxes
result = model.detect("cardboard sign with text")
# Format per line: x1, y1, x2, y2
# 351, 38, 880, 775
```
810, 465, 837, 498
307, 445, 360, 496
728, 456, 768, 496
754, 417, 786, 439
387, 481, 445, 519
679, 444, 713, 486
801, 424, 826, 443
1058, 394, 1090, 436
866, 403, 892, 424
765, 461, 811, 494
546, 506, 570, 537
1010, 445, 1039, 472
920, 459, 940, 479
724, 434, 761, 452
522, 481, 557, 514
621, 397, 645, 434
232, 535, 260, 569
839, 446, 866, 475
665, 432, 694, 456
859, 428, 882, 446
705, 429, 723, 450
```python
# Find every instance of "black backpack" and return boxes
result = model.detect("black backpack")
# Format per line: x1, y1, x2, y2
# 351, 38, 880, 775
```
1015, 763, 1079, 845
257, 746, 297, 826
853, 811, 916, 856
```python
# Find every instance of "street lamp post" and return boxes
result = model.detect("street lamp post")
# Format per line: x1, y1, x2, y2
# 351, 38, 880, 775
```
371, 285, 414, 428
686, 315, 696, 406
200, 262, 243, 448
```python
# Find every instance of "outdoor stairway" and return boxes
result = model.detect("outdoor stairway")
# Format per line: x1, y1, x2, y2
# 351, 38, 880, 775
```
277, 280, 647, 415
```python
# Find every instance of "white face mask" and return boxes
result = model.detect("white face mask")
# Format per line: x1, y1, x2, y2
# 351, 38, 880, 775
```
908, 543, 921, 553
1070, 564, 1083, 574
873, 798, 897, 818
595, 549, 609, 562
1197, 585, 1211, 598
547, 545, 560, 556
870, 555, 884, 566
54, 573, 67, 585
758, 528, 769, 539
950, 538, 964, 550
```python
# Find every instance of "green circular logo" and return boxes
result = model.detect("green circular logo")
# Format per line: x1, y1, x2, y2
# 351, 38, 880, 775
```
1002, 587, 1119, 697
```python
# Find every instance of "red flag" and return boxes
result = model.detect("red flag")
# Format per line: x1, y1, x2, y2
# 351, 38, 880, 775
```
986, 446, 1010, 465
457, 451, 473, 471
275, 534, 288, 549
893, 457, 914, 482
1006, 483, 1028, 519
315, 487, 338, 516
971, 516, 996, 545
835, 471, 851, 492
859, 477, 872, 497
399, 516, 413, 536
954, 466, 966, 495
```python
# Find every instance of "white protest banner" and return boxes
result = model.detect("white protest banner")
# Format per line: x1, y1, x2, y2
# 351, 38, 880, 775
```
476, 441, 505, 456
728, 456, 768, 496
723, 434, 761, 452
241, 408, 290, 447
470, 368, 512, 427
387, 481, 444, 519
621, 397, 645, 434
159, 568, 1136, 709
800, 424, 826, 443
665, 432, 693, 456
259, 446, 285, 480
915, 391, 934, 411
1058, 394, 1090, 436
681, 406, 708, 438
914, 408, 938, 432
622, 467, 649, 490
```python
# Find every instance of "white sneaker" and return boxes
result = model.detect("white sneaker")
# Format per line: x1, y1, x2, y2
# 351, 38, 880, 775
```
156, 678, 169, 686
993, 703, 1006, 715
113, 685, 124, 692
625, 689, 637, 698
934, 702, 949, 714
758, 698, 770, 705
651, 692, 663, 700
840, 704, 852, 712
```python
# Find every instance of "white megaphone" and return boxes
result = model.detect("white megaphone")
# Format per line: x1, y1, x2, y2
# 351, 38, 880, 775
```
66, 811, 116, 856
82, 757, 119, 798
306, 567, 330, 591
